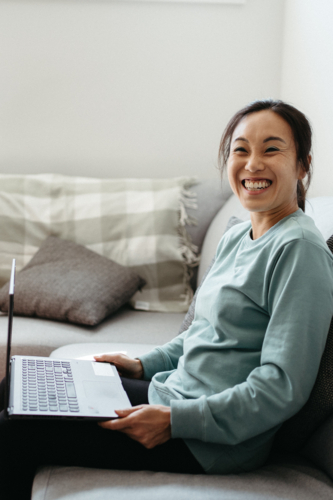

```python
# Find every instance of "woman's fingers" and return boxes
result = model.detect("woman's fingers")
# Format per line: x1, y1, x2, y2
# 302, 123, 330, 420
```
98, 405, 145, 430
97, 405, 172, 449
115, 406, 144, 416
98, 406, 146, 430
98, 419, 128, 431
94, 354, 143, 379
94, 354, 122, 363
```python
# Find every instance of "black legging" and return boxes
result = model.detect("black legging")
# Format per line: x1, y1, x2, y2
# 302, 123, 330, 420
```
0, 376, 203, 500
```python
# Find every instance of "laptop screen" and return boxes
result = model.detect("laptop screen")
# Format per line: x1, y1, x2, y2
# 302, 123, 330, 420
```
5, 259, 15, 415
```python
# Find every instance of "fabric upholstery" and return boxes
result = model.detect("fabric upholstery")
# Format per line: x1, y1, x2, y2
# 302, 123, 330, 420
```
0, 236, 146, 326
31, 455, 333, 500
0, 174, 198, 312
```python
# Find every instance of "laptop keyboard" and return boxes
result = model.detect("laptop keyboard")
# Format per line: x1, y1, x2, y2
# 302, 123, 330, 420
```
21, 359, 80, 413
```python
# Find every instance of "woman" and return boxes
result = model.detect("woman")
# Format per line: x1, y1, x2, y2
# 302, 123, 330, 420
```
1, 99, 332, 499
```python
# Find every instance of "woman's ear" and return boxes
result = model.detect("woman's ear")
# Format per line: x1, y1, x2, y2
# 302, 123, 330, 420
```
297, 157, 309, 180
308, 154, 312, 167
298, 168, 307, 180
298, 155, 312, 180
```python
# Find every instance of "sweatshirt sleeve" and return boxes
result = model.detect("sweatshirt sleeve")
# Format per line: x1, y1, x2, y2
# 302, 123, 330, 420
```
138, 330, 187, 380
171, 240, 333, 445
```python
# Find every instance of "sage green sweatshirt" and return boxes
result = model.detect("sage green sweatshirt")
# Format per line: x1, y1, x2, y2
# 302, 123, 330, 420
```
139, 209, 333, 474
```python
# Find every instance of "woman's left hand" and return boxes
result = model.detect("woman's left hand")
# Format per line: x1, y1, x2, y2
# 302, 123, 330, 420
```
98, 405, 171, 449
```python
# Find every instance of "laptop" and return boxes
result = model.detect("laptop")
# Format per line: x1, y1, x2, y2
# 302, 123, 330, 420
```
6, 259, 132, 420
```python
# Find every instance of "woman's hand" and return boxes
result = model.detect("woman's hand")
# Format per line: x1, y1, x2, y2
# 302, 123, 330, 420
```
94, 353, 143, 379
98, 405, 172, 449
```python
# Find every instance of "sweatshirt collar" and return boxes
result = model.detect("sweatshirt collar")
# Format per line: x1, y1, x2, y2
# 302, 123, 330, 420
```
245, 209, 303, 246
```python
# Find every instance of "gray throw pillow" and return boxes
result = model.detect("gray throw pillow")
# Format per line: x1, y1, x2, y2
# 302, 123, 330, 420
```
178, 216, 243, 335
0, 236, 146, 326
273, 234, 333, 452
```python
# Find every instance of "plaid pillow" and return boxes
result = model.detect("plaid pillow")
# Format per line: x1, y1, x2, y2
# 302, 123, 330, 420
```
0, 174, 199, 312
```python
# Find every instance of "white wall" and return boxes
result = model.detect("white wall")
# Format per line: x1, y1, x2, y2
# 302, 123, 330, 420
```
281, 0, 333, 197
0, 0, 284, 179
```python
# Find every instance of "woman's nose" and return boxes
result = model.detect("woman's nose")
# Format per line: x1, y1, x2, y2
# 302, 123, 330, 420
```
245, 154, 264, 172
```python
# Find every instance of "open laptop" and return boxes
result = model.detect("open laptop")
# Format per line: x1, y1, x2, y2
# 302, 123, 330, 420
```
6, 259, 131, 420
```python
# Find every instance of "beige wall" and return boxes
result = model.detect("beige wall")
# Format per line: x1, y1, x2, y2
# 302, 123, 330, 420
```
0, 0, 284, 179
280, 0, 333, 197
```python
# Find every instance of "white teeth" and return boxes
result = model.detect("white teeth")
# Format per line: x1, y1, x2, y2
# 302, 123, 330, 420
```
244, 180, 271, 190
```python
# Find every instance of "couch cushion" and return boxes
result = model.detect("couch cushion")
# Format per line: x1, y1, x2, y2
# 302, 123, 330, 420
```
31, 454, 333, 500
0, 236, 146, 326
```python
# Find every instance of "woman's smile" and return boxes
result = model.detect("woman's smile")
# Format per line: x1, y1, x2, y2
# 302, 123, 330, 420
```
241, 178, 272, 195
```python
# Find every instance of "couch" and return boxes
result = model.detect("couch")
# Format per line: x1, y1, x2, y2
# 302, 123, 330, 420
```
1, 178, 333, 499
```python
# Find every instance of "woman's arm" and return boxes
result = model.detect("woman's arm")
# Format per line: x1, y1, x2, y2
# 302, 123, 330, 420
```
138, 329, 188, 380
94, 317, 189, 380
170, 239, 333, 445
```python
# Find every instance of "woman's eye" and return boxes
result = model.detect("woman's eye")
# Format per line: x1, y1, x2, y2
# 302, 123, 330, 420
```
266, 147, 279, 152
234, 147, 247, 153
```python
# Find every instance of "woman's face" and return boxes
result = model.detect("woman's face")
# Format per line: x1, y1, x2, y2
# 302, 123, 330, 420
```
227, 110, 306, 215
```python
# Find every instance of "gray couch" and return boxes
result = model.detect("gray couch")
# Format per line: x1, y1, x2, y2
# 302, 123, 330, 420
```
1, 181, 333, 499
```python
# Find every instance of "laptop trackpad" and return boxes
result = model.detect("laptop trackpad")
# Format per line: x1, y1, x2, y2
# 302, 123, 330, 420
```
83, 380, 119, 401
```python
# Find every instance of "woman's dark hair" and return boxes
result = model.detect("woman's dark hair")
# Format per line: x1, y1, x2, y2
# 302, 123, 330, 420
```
218, 99, 313, 211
